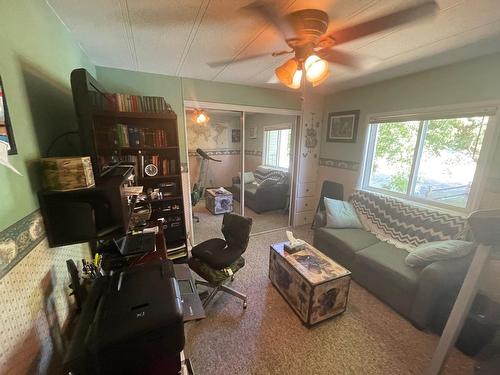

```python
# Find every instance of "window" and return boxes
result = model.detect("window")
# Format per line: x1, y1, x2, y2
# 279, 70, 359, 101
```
263, 126, 291, 169
363, 111, 493, 211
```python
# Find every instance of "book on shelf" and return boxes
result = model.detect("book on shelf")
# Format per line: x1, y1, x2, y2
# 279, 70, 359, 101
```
115, 123, 168, 148
110, 93, 172, 113
88, 91, 115, 111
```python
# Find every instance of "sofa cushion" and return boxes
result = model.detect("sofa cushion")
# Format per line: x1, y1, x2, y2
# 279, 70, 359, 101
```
313, 227, 379, 269
356, 242, 421, 293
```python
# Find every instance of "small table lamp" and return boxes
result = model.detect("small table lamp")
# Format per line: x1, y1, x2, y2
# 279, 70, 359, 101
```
427, 209, 500, 374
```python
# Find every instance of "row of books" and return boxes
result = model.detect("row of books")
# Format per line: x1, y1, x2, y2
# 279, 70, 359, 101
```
116, 124, 168, 148
120, 154, 177, 178
89, 91, 115, 111
110, 93, 171, 113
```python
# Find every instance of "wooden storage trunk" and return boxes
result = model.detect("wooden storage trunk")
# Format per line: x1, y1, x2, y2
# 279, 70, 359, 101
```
41, 156, 95, 191
269, 242, 351, 326
205, 188, 233, 215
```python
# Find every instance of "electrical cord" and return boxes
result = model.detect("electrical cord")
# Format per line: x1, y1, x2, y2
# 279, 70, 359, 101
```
45, 131, 79, 157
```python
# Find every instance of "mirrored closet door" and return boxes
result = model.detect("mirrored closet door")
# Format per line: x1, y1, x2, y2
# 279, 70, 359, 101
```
185, 105, 298, 244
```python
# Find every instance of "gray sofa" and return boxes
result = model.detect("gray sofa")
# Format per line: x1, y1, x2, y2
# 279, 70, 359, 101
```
313, 189, 473, 329
231, 166, 289, 213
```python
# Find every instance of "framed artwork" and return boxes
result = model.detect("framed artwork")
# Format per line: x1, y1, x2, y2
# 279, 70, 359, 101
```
327, 110, 360, 143
248, 127, 257, 139
0, 76, 17, 154
231, 128, 241, 143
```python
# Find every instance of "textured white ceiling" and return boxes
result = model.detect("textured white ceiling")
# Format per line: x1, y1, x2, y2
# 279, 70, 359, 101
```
48, 0, 500, 94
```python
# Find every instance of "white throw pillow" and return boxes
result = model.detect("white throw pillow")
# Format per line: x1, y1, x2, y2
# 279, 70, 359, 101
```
405, 240, 474, 267
324, 197, 363, 229
243, 171, 255, 184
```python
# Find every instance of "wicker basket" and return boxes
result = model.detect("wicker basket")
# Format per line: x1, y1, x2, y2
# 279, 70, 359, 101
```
40, 156, 95, 191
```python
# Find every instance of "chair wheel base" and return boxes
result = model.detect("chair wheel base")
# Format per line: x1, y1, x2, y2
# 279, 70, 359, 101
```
243, 300, 247, 309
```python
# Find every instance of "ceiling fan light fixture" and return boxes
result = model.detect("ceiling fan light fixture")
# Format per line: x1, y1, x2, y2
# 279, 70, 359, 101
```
290, 68, 302, 89
311, 69, 330, 87
275, 58, 301, 88
304, 54, 329, 84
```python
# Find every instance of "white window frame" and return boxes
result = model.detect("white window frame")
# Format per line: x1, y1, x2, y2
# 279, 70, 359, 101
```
262, 123, 292, 170
360, 102, 500, 214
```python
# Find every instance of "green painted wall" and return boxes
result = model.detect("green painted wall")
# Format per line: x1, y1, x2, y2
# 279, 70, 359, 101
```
95, 66, 302, 164
0, 0, 95, 231
321, 52, 500, 191
181, 77, 301, 110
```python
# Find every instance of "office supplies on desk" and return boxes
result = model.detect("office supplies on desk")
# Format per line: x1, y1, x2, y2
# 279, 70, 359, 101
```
123, 185, 143, 196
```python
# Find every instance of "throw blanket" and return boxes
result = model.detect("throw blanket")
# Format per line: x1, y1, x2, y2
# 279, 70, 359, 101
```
350, 190, 469, 251
253, 165, 288, 184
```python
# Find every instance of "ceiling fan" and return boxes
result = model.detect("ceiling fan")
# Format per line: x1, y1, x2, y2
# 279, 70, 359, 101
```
208, 1, 439, 89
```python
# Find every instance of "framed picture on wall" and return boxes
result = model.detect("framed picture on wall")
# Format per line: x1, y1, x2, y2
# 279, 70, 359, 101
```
248, 127, 257, 139
232, 129, 241, 143
0, 76, 17, 154
327, 110, 360, 143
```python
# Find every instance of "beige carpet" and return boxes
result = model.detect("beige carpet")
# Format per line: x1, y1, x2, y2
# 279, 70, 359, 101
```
184, 226, 475, 375
192, 200, 289, 244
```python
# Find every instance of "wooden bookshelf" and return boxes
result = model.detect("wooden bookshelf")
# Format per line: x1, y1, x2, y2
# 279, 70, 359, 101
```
70, 68, 188, 261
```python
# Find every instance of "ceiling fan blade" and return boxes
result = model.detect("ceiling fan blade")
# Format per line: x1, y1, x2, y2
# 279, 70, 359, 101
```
207, 50, 292, 68
325, 1, 439, 46
207, 52, 272, 68
317, 49, 360, 69
243, 1, 297, 40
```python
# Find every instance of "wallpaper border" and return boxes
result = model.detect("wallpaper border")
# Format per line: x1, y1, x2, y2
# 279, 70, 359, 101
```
0, 210, 45, 279
245, 150, 263, 156
319, 157, 360, 171
188, 149, 241, 156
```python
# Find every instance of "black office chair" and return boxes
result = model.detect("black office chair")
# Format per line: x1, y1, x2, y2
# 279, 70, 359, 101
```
188, 213, 252, 309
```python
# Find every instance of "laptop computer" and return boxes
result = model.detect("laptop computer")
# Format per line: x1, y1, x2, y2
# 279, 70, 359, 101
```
174, 264, 206, 321
115, 232, 156, 256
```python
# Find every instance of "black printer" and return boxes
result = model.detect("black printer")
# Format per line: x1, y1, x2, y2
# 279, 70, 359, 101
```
64, 260, 185, 374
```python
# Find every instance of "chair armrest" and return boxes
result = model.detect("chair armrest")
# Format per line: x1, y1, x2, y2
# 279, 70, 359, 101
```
232, 176, 240, 185
410, 254, 472, 329
312, 210, 326, 229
